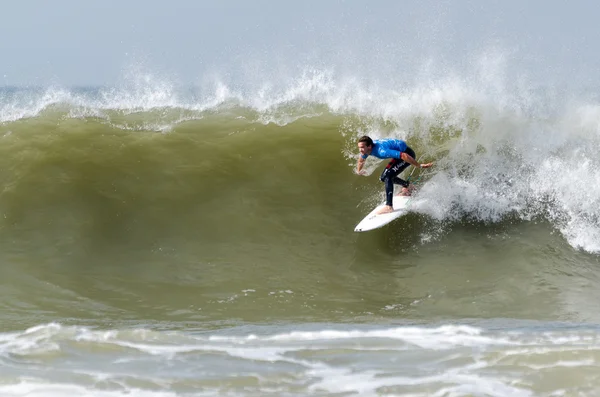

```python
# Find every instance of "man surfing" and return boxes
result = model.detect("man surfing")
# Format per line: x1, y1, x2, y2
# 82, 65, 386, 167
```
356, 136, 433, 214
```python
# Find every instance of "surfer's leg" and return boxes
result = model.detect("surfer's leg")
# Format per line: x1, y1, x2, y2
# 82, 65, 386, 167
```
390, 160, 411, 186
380, 159, 399, 207
391, 163, 410, 188
385, 160, 410, 187
380, 148, 417, 205
391, 147, 416, 190
392, 176, 410, 187
381, 147, 417, 198
383, 176, 394, 206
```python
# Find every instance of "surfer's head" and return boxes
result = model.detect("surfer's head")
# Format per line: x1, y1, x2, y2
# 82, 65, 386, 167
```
357, 136, 374, 156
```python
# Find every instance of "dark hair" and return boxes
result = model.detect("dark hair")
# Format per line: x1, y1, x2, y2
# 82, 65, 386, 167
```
358, 135, 373, 147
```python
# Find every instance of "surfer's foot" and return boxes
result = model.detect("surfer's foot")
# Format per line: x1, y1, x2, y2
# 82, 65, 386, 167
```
398, 187, 411, 196
398, 184, 416, 196
376, 205, 394, 214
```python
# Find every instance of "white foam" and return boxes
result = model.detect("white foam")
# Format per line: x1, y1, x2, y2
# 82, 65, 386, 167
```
307, 363, 535, 397
207, 325, 515, 351
2, 323, 600, 395
0, 381, 180, 397
0, 87, 75, 122
527, 359, 596, 370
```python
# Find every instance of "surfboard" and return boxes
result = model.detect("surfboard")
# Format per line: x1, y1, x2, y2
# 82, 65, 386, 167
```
354, 194, 412, 232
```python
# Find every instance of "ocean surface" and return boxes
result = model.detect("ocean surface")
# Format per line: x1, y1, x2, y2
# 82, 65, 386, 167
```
1, 72, 600, 396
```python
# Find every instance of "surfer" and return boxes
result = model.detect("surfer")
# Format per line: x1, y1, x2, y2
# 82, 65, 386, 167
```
356, 136, 433, 214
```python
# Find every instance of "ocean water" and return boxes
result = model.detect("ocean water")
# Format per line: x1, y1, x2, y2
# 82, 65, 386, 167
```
1, 63, 600, 396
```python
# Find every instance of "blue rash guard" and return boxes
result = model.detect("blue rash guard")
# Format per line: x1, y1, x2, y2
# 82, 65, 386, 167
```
361, 139, 408, 160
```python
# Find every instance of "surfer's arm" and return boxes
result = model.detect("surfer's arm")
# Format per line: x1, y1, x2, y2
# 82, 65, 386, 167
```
400, 152, 433, 168
400, 152, 420, 167
356, 156, 366, 174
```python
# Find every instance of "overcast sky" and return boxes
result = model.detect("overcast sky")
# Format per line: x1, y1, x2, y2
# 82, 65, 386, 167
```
2, 0, 599, 87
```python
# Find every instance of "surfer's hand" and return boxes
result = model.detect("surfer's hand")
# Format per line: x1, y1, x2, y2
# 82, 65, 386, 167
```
420, 162, 434, 169
357, 169, 367, 176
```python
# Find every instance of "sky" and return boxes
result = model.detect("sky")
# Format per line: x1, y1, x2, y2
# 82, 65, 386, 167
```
2, 0, 599, 87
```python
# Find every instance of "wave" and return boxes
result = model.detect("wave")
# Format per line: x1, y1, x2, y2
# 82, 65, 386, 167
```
1, 322, 600, 396
1, 66, 599, 254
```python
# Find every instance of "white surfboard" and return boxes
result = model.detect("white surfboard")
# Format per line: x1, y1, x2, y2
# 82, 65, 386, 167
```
354, 195, 412, 232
